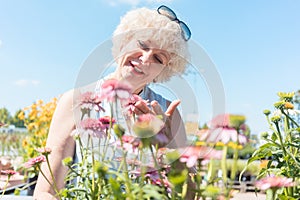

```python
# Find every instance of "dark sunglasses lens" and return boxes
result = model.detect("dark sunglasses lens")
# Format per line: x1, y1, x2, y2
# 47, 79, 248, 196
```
179, 21, 191, 41
158, 6, 176, 20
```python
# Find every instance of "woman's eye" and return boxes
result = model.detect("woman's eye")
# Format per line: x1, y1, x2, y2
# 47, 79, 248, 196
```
154, 54, 163, 64
137, 40, 149, 50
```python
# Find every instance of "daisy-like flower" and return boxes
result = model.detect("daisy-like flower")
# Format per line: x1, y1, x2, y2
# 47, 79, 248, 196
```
36, 147, 52, 156
255, 176, 296, 190
99, 116, 116, 130
199, 128, 248, 145
1, 170, 17, 177
76, 117, 115, 138
24, 155, 46, 168
199, 114, 248, 145
77, 91, 105, 112
273, 108, 300, 117
131, 167, 172, 193
100, 79, 132, 102
207, 114, 230, 129
114, 135, 140, 154
179, 146, 222, 168
122, 94, 149, 116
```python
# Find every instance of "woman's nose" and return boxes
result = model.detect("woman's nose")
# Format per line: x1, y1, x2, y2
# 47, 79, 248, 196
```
139, 51, 154, 65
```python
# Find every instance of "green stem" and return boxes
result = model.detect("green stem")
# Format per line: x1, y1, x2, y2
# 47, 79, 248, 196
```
90, 136, 95, 198
196, 160, 203, 198
221, 145, 228, 184
138, 148, 145, 200
206, 159, 213, 183
274, 123, 288, 157
45, 156, 60, 198
149, 145, 168, 198
37, 165, 61, 199
230, 147, 238, 181
120, 138, 133, 199
282, 110, 300, 128
0, 177, 10, 198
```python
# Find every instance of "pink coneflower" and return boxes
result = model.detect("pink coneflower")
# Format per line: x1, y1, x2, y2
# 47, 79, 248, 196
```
100, 79, 132, 102
114, 135, 140, 154
207, 114, 230, 129
255, 176, 296, 190
75, 118, 111, 138
179, 146, 222, 168
36, 147, 52, 155
199, 128, 248, 145
99, 116, 116, 130
199, 113, 248, 145
24, 155, 46, 168
122, 94, 149, 115
1, 170, 17, 176
77, 91, 105, 112
131, 167, 172, 192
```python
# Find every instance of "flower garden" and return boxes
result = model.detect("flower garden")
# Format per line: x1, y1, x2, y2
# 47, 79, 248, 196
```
0, 82, 299, 199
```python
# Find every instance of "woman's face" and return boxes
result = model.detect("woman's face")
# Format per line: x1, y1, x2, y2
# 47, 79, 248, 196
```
117, 40, 170, 93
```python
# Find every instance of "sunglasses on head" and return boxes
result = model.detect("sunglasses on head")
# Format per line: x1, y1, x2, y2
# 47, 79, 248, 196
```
157, 5, 191, 41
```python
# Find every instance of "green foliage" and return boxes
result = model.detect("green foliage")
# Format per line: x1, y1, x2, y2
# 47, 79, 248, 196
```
0, 107, 11, 124
244, 91, 300, 199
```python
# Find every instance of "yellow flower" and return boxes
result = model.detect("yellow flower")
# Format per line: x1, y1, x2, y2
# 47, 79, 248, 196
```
260, 160, 269, 169
215, 141, 225, 147
195, 141, 206, 146
18, 111, 25, 120
19, 97, 57, 164
22, 139, 28, 148
227, 141, 243, 149
36, 99, 44, 106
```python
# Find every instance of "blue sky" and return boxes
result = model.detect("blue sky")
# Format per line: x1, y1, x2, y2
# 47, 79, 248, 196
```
1, 0, 299, 135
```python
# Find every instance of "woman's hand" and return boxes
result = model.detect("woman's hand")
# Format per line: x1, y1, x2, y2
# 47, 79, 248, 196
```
132, 99, 185, 147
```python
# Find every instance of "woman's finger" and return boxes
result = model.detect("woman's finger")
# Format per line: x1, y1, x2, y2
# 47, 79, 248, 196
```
133, 100, 151, 115
165, 100, 181, 117
151, 100, 164, 115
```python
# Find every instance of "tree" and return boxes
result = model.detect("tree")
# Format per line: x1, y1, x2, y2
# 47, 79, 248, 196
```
10, 109, 25, 127
0, 107, 12, 125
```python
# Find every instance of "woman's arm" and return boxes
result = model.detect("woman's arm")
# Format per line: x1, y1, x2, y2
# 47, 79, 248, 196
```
33, 89, 76, 199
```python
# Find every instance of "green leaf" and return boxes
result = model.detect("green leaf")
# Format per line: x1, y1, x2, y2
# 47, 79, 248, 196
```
168, 169, 188, 185
109, 177, 124, 199
62, 156, 73, 166
277, 194, 297, 200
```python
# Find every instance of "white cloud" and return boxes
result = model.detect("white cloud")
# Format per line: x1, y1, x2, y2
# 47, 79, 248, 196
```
14, 79, 40, 87
0, 40, 2, 47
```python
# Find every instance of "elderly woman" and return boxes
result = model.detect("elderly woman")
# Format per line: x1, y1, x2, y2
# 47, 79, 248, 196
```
33, 5, 191, 199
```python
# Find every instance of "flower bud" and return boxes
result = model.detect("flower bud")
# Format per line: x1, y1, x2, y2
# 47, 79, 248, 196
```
277, 92, 294, 102
113, 124, 125, 138
260, 132, 269, 139
274, 101, 285, 109
271, 115, 281, 124
263, 110, 271, 116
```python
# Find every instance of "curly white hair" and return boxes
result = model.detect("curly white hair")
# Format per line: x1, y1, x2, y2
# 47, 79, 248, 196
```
111, 7, 190, 82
